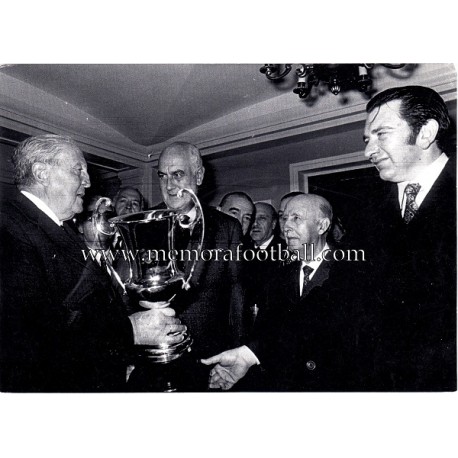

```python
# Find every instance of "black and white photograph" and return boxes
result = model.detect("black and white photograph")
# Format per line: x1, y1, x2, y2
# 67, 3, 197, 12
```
1, 63, 455, 394
0, 5, 457, 456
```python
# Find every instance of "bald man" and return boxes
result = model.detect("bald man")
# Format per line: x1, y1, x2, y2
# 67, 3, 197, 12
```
278, 191, 305, 240
129, 142, 246, 391
217, 191, 254, 236
203, 194, 357, 391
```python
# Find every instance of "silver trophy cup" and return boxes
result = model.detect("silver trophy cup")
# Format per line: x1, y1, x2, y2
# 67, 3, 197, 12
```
93, 189, 204, 390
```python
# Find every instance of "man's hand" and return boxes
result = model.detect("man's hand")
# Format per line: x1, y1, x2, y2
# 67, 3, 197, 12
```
201, 346, 258, 390
129, 302, 186, 346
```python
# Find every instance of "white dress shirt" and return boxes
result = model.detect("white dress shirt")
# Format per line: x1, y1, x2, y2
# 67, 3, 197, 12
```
21, 190, 62, 226
244, 242, 329, 366
299, 243, 329, 296
397, 153, 449, 217
256, 234, 274, 250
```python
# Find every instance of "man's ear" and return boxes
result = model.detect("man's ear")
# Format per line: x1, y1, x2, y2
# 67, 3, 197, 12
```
196, 166, 205, 186
272, 219, 277, 231
317, 217, 331, 235
416, 119, 439, 150
31, 162, 50, 186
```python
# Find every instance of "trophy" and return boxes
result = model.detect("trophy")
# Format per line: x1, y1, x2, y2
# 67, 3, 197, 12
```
92, 189, 204, 391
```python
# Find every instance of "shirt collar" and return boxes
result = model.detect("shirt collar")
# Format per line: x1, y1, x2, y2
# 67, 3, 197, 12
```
21, 190, 63, 226
397, 153, 449, 210
257, 234, 274, 250
178, 206, 198, 228
301, 242, 329, 279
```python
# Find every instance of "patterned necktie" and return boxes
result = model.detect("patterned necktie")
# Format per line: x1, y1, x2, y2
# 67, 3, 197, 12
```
302, 265, 314, 296
403, 183, 421, 224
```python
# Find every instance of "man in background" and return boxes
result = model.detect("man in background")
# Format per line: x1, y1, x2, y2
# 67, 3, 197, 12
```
203, 194, 354, 391
217, 191, 254, 237
245, 202, 284, 326
77, 195, 128, 303
249, 202, 280, 250
113, 186, 144, 216
110, 187, 145, 286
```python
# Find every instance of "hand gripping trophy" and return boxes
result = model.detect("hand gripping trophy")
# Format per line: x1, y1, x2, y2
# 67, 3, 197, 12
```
92, 189, 204, 391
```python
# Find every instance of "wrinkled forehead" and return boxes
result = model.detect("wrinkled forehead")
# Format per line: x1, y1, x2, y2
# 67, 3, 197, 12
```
280, 197, 294, 211
158, 150, 193, 171
118, 189, 141, 201
255, 203, 274, 219
285, 196, 318, 217
55, 145, 86, 165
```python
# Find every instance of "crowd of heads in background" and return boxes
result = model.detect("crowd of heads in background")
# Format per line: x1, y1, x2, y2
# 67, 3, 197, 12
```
70, 85, 454, 252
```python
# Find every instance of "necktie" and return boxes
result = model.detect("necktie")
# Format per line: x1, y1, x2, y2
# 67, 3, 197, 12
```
175, 225, 191, 271
112, 234, 123, 251
403, 183, 421, 224
100, 254, 127, 296
302, 265, 314, 296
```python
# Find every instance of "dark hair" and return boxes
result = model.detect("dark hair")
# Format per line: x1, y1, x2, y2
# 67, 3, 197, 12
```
113, 186, 144, 209
219, 191, 254, 208
366, 85, 452, 152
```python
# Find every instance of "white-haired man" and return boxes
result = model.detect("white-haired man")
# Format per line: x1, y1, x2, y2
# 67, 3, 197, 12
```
0, 134, 186, 392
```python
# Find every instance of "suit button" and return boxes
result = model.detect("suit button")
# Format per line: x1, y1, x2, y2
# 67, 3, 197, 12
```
306, 360, 316, 371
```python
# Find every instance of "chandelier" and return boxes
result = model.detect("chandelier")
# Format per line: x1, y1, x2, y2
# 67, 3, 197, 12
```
259, 64, 406, 99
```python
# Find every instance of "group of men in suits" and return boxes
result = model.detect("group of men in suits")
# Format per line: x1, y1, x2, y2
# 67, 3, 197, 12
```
0, 85, 456, 392
203, 85, 456, 392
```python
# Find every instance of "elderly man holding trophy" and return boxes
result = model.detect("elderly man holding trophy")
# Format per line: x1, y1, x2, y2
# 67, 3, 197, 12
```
103, 142, 246, 391
0, 135, 186, 392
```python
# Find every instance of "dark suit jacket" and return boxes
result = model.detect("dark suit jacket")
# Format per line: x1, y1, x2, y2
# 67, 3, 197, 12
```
243, 234, 286, 331
353, 157, 457, 391
244, 253, 359, 391
0, 191, 134, 392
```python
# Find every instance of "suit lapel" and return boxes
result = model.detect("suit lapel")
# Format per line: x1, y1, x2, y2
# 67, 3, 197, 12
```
383, 185, 403, 226
410, 158, 455, 225
279, 262, 301, 306
184, 207, 213, 285
12, 192, 90, 270
301, 259, 333, 299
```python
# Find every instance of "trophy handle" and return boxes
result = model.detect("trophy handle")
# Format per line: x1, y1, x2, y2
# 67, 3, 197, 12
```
176, 188, 205, 291
92, 197, 117, 237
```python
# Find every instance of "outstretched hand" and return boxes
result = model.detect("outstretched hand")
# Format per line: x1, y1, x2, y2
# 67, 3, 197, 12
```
201, 346, 258, 390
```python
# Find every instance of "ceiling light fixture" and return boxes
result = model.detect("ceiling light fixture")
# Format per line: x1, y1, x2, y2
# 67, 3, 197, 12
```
259, 64, 406, 99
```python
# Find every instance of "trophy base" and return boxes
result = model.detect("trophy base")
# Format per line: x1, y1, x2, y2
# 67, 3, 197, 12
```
126, 346, 209, 392
126, 333, 194, 392
132, 332, 193, 364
